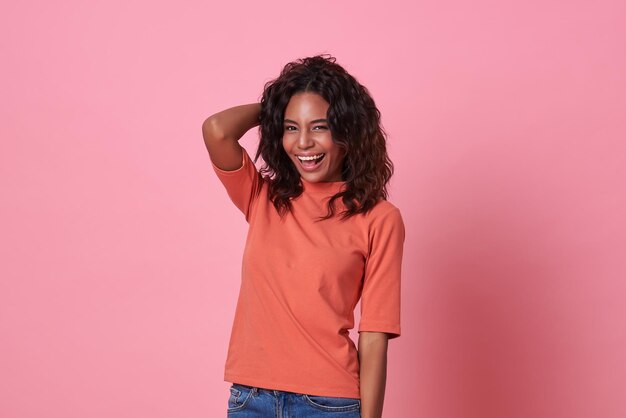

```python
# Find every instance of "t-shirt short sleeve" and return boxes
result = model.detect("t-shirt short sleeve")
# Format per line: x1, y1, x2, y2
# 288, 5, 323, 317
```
358, 206, 405, 339
211, 147, 263, 222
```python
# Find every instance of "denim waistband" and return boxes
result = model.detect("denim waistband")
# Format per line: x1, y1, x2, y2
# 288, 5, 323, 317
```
236, 384, 300, 397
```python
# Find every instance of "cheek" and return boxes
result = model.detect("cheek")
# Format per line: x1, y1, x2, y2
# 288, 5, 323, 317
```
322, 134, 338, 151
333, 148, 347, 168
335, 155, 346, 169
327, 140, 344, 159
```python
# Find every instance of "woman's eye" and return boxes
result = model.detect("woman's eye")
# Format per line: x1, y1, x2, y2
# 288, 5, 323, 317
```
284, 126, 296, 131
313, 125, 328, 131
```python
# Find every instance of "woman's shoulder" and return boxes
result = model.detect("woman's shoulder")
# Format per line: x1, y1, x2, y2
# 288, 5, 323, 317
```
357, 199, 405, 245
362, 199, 403, 223
371, 198, 401, 214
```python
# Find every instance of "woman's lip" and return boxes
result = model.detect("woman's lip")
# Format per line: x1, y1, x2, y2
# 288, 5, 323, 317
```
296, 153, 325, 158
296, 154, 325, 172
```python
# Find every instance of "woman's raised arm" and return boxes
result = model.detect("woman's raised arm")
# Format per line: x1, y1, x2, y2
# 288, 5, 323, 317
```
201, 103, 261, 171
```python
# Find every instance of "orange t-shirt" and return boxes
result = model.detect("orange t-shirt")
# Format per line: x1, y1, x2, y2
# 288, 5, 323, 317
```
212, 147, 405, 398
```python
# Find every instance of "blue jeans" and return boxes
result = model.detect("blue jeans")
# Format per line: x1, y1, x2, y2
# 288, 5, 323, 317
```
227, 383, 361, 417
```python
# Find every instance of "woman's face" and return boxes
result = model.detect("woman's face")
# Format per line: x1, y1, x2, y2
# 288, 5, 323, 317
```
282, 92, 346, 183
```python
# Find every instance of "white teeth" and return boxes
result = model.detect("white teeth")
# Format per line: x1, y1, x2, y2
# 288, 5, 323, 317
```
297, 153, 324, 161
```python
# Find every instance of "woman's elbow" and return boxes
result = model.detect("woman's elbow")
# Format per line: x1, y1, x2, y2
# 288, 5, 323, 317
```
202, 116, 227, 143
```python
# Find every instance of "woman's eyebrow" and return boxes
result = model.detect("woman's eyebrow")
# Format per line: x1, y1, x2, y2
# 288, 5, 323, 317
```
283, 118, 328, 124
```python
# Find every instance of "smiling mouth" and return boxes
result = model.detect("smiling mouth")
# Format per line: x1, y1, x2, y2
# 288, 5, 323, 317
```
296, 153, 325, 169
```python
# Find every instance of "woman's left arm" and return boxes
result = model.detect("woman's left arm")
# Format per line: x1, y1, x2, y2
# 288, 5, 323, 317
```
358, 331, 389, 418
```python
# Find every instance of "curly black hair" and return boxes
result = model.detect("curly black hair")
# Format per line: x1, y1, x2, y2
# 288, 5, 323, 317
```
254, 54, 393, 221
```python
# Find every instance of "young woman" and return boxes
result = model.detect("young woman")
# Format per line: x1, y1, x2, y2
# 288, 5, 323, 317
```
202, 55, 405, 418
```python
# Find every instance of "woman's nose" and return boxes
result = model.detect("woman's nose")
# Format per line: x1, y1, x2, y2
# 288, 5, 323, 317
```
297, 131, 314, 149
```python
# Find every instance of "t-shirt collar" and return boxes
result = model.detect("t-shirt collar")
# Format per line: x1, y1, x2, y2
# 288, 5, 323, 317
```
300, 177, 346, 195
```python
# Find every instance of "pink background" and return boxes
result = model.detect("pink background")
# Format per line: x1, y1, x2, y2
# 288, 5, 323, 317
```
1, 1, 625, 417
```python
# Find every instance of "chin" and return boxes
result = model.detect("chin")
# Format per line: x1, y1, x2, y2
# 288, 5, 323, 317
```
300, 173, 324, 182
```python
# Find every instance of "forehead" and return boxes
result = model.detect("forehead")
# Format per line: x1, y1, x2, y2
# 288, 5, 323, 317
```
284, 92, 329, 117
